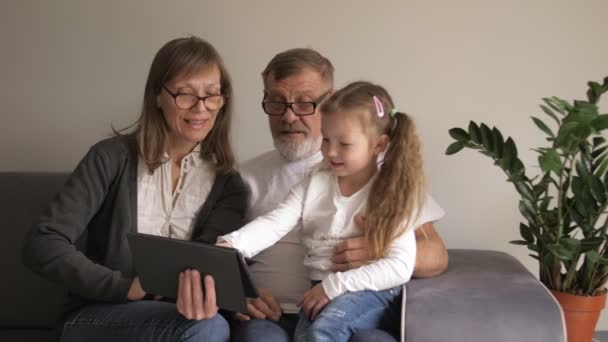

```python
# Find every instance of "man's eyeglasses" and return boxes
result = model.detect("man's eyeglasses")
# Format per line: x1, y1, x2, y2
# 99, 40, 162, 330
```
262, 91, 330, 116
162, 85, 226, 111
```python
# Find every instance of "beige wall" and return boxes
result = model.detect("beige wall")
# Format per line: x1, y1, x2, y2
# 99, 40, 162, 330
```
2, 0, 608, 329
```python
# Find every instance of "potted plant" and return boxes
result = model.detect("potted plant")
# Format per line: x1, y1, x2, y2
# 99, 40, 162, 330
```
445, 76, 608, 342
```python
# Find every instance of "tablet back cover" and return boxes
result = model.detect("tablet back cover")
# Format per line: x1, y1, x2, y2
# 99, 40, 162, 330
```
128, 233, 256, 313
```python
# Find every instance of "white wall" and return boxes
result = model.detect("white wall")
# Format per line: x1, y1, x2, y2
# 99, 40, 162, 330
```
2, 0, 608, 330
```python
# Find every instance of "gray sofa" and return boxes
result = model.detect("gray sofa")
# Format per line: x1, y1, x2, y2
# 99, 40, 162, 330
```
2, 172, 566, 342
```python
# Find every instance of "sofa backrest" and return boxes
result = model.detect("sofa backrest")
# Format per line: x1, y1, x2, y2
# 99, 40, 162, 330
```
1, 172, 69, 328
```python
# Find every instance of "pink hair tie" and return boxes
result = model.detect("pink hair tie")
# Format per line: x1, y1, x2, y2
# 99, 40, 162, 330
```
373, 96, 384, 117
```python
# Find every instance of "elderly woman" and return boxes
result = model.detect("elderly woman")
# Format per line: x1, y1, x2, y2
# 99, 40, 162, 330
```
22, 37, 247, 342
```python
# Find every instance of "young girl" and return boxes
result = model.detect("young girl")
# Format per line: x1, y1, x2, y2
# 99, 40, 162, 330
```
220, 81, 443, 341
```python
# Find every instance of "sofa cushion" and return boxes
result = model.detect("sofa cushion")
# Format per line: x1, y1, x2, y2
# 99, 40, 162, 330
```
404, 249, 565, 342
1, 172, 69, 328
0, 329, 60, 342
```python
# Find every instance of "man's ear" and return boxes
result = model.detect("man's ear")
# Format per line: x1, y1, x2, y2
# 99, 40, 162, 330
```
374, 134, 390, 155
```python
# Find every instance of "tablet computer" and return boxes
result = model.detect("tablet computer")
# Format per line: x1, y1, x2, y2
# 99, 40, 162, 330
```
127, 232, 258, 313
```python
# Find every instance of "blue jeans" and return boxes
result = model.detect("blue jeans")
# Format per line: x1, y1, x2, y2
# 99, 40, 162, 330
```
231, 315, 398, 342
294, 286, 402, 342
230, 313, 299, 342
60, 300, 229, 342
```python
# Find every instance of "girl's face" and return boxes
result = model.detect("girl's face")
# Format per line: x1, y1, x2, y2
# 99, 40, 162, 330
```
321, 111, 388, 181
157, 64, 222, 153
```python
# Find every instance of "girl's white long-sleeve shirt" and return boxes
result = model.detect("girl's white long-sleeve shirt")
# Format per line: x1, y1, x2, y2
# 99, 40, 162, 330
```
220, 167, 445, 300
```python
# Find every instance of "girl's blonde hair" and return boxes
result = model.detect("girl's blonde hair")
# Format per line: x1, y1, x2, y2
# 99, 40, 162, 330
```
117, 36, 236, 174
320, 81, 426, 259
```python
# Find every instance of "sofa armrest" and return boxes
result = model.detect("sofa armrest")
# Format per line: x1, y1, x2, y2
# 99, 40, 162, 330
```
403, 249, 565, 342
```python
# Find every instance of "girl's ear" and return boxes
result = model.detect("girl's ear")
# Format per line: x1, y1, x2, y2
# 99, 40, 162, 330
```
374, 134, 390, 155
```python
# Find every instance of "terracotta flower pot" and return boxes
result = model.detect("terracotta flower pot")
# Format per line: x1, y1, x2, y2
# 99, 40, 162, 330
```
551, 290, 607, 342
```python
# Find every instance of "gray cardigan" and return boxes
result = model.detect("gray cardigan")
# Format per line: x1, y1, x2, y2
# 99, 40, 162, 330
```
22, 135, 249, 312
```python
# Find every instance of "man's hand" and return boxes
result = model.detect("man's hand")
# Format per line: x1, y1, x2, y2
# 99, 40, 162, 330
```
298, 283, 329, 321
233, 287, 283, 322
176, 269, 218, 320
127, 277, 147, 301
412, 222, 449, 278
331, 213, 372, 272
216, 241, 233, 248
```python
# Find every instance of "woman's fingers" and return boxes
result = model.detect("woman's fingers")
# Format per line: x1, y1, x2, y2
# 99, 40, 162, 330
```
191, 270, 204, 319
177, 271, 191, 318
202, 274, 218, 317
177, 270, 218, 320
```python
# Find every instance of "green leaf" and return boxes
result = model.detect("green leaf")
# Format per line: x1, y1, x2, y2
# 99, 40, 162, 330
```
510, 240, 529, 245
445, 141, 465, 155
520, 223, 535, 242
588, 81, 603, 104
554, 239, 580, 261
449, 128, 470, 142
527, 243, 539, 252
594, 136, 607, 147
468, 121, 482, 144
555, 121, 579, 151
479, 123, 493, 152
592, 146, 608, 160
574, 196, 590, 219
592, 114, 608, 131
569, 202, 585, 227
514, 182, 534, 201
531, 116, 555, 138
519, 199, 536, 223
571, 177, 584, 195
539, 196, 552, 211
547, 243, 576, 261
539, 149, 562, 174
512, 159, 526, 179
560, 238, 581, 250
593, 157, 608, 177
587, 250, 601, 263
502, 137, 518, 170
592, 152, 608, 172
540, 105, 561, 126
575, 123, 593, 140
581, 237, 604, 253
543, 97, 568, 115
577, 159, 592, 180
491, 127, 504, 158
590, 175, 607, 204
572, 100, 599, 118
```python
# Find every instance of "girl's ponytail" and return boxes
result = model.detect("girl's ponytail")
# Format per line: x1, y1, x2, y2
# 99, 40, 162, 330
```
366, 111, 426, 258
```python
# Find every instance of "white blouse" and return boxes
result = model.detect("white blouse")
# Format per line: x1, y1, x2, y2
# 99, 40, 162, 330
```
137, 144, 215, 240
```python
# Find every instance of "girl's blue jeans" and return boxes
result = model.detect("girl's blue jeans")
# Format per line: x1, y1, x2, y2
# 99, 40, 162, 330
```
293, 285, 402, 342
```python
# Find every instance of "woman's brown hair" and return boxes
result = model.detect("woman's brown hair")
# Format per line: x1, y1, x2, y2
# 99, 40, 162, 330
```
117, 36, 235, 174
320, 81, 426, 259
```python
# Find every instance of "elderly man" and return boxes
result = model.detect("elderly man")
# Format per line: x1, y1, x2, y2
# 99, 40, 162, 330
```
230, 48, 449, 342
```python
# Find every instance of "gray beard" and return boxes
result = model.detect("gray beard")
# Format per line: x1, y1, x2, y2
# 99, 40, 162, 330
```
273, 135, 322, 161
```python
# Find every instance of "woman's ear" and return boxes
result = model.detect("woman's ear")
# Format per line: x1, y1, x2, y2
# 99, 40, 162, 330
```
374, 134, 390, 155
156, 94, 161, 108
